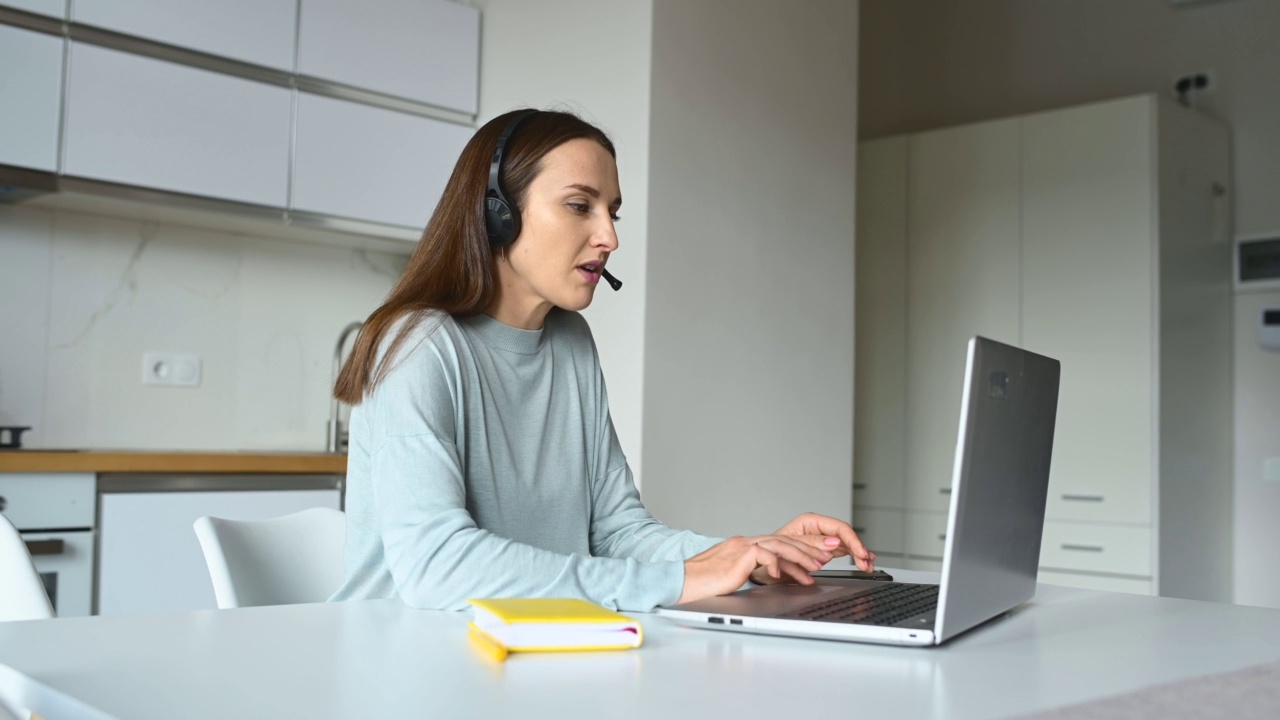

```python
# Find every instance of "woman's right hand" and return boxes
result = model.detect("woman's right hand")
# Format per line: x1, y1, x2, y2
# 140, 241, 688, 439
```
677, 535, 835, 604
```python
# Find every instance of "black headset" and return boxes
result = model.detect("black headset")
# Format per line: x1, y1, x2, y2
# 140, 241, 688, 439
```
481, 110, 623, 290
484, 110, 537, 249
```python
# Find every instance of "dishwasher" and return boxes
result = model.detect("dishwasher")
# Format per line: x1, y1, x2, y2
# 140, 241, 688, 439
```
96, 473, 343, 616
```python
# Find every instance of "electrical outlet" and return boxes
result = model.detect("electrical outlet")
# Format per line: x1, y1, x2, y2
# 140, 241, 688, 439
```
142, 352, 202, 388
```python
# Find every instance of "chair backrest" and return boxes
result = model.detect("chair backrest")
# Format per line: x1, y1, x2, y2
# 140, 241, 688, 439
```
0, 514, 54, 622
192, 507, 347, 609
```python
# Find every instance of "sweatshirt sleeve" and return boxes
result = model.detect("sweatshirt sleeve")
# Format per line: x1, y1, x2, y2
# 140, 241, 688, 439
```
581, 324, 722, 564
369, 331, 687, 613
587, 419, 722, 564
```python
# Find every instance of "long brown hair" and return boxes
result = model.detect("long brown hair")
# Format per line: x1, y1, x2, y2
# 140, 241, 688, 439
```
333, 108, 617, 405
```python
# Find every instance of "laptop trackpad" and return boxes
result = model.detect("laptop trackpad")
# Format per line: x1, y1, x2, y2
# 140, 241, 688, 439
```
671, 581, 879, 618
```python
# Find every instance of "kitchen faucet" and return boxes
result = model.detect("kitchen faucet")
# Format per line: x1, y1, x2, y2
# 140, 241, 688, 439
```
327, 321, 364, 453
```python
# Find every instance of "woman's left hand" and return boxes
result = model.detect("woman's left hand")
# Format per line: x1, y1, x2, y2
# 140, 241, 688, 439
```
748, 513, 877, 585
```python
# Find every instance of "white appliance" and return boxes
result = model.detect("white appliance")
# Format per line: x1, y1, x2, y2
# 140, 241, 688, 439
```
0, 473, 96, 617
96, 474, 342, 616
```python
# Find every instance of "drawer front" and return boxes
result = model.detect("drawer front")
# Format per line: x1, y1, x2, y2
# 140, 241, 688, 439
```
0, 473, 96, 529
851, 507, 904, 556
1037, 570, 1153, 596
852, 476, 905, 511
1045, 475, 1151, 525
904, 511, 948, 560
1039, 522, 1151, 577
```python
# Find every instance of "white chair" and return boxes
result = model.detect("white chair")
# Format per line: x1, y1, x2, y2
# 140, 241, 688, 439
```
193, 507, 347, 609
0, 514, 54, 622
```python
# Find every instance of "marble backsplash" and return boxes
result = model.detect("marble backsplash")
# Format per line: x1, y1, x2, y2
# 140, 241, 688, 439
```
0, 204, 406, 451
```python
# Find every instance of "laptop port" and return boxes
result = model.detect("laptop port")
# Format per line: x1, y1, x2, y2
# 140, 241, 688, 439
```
730, 618, 743, 626
708, 616, 725, 624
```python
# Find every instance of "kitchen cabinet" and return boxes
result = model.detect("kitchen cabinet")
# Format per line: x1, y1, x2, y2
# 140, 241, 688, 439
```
0, 24, 62, 173
97, 479, 342, 616
0, 0, 64, 18
0, 473, 96, 617
297, 0, 479, 114
854, 95, 1232, 600
853, 137, 908, 515
71, 0, 297, 71
905, 118, 1022, 517
292, 92, 472, 228
63, 42, 292, 207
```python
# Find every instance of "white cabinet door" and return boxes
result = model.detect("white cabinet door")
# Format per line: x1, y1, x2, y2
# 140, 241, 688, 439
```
1022, 97, 1155, 525
1, 0, 64, 17
905, 119, 1021, 514
97, 488, 342, 616
0, 25, 62, 172
851, 507, 905, 557
298, 0, 479, 114
72, 0, 298, 71
64, 43, 292, 207
854, 137, 908, 511
292, 92, 472, 228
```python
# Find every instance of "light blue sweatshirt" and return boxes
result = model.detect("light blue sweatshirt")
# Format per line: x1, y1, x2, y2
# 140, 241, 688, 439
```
330, 309, 720, 611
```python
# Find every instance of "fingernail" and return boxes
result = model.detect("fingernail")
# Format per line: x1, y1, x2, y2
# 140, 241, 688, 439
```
824, 537, 840, 547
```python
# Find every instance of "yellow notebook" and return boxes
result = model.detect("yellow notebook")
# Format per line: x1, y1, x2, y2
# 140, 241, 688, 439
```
467, 598, 643, 661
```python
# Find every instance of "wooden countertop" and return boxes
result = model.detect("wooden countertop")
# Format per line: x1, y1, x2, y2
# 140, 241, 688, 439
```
0, 450, 346, 474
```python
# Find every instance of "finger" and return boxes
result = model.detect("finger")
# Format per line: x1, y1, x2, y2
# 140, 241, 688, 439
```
806, 514, 874, 567
777, 559, 815, 585
749, 544, 783, 580
751, 536, 828, 570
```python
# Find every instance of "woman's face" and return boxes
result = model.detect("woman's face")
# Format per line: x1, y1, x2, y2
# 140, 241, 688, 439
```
491, 138, 621, 329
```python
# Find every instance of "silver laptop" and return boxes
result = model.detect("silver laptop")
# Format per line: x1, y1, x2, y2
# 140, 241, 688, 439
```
658, 336, 1060, 647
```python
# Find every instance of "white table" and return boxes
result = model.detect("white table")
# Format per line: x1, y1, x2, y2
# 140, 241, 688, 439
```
2, 573, 1280, 720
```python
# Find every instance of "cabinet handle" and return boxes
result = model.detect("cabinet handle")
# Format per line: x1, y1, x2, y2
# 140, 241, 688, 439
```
1060, 543, 1104, 553
853, 483, 868, 491
1061, 494, 1104, 503
0, 495, 6, 512
852, 526, 867, 534
24, 539, 66, 556
938, 534, 947, 541
939, 488, 952, 495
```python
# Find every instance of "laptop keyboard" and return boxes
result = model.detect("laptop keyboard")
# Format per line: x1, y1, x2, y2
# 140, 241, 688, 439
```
792, 583, 939, 626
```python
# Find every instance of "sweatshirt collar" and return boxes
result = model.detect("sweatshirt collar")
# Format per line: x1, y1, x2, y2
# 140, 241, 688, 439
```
462, 313, 546, 354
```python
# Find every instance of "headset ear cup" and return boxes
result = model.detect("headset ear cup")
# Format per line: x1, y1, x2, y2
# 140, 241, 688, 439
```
485, 196, 518, 248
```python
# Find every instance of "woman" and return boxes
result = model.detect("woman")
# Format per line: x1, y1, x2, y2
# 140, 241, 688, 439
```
331, 108, 875, 611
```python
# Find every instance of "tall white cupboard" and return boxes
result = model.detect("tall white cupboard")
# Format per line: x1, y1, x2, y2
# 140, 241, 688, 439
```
854, 95, 1233, 601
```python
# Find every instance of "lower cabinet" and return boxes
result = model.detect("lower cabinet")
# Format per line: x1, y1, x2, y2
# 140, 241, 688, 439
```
97, 478, 341, 616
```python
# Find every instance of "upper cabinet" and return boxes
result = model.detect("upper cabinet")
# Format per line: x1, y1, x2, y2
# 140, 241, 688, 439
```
0, 25, 62, 172
63, 43, 292, 207
298, 0, 479, 114
0, 1, 480, 247
1, 0, 65, 18
293, 93, 472, 228
71, 0, 298, 71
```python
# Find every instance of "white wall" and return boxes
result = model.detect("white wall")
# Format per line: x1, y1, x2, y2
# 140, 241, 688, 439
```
0, 205, 404, 450
639, 0, 860, 536
474, 0, 654, 486
860, 0, 1280, 606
